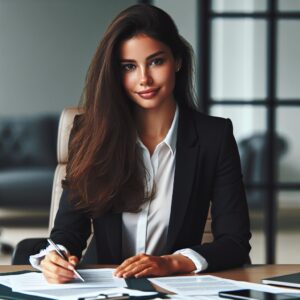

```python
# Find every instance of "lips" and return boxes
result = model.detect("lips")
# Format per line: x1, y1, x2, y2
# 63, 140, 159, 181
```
136, 88, 159, 99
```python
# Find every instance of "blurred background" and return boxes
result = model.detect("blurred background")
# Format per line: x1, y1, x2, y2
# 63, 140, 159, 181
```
0, 0, 299, 265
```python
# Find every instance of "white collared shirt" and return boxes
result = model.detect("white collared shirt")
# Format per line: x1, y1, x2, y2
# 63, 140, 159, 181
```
122, 107, 178, 258
30, 106, 208, 272
122, 106, 208, 272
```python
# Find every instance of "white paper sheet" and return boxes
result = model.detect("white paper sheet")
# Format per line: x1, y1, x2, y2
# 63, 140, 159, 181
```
150, 275, 241, 296
9, 268, 126, 291
0, 274, 16, 287
150, 275, 300, 297
4, 270, 300, 300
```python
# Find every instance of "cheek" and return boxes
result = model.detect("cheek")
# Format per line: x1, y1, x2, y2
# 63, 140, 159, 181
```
157, 65, 176, 84
122, 74, 136, 92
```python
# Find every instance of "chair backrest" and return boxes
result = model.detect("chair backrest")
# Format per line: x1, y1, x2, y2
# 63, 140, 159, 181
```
238, 133, 287, 210
48, 107, 213, 243
48, 107, 83, 232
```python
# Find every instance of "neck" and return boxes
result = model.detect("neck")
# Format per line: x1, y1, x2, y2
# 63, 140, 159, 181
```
135, 101, 176, 139
134, 100, 176, 154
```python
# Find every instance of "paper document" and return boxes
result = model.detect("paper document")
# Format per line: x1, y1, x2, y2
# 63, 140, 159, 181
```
0, 273, 15, 287
150, 275, 241, 296
150, 275, 300, 297
9, 268, 126, 291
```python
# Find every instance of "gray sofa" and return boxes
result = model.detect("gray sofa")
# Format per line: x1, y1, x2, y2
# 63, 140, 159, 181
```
0, 114, 58, 214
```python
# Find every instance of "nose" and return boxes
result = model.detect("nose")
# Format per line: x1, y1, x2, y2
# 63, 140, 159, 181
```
139, 67, 153, 86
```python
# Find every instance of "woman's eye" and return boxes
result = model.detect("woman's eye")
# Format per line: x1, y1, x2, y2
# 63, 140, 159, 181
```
121, 64, 136, 72
150, 58, 164, 66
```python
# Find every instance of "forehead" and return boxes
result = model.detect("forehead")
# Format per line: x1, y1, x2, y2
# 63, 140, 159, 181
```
119, 34, 172, 59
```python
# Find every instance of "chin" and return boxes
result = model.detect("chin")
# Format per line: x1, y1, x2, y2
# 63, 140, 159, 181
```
132, 98, 161, 110
136, 103, 161, 110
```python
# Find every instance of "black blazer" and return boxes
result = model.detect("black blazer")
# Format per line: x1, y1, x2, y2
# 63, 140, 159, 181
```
51, 107, 251, 272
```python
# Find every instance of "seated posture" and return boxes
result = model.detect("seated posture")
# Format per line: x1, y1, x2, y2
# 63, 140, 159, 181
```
31, 4, 251, 283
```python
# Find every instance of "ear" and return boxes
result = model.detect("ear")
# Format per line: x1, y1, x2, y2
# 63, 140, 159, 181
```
175, 58, 182, 72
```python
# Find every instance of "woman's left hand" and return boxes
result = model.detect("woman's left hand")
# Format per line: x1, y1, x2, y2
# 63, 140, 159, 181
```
114, 253, 196, 278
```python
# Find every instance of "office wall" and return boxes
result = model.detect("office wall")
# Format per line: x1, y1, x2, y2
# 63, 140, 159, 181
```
153, 0, 198, 96
0, 0, 136, 116
153, 0, 197, 53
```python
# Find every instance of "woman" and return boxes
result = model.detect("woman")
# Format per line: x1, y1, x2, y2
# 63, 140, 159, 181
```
32, 4, 251, 283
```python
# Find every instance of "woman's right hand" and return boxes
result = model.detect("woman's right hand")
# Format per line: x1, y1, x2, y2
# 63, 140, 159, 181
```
40, 251, 79, 283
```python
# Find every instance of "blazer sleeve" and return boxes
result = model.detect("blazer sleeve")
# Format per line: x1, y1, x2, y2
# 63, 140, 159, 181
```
191, 119, 251, 271
49, 189, 91, 260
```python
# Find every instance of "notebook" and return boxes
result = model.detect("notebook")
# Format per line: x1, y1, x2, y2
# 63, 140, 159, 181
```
262, 272, 300, 288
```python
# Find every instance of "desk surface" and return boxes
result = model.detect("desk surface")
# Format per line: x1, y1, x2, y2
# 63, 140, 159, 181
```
0, 265, 299, 283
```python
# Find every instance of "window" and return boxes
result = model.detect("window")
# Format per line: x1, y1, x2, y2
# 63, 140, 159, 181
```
198, 0, 300, 263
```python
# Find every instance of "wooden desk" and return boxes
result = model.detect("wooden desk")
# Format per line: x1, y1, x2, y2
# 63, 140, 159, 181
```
206, 265, 300, 283
0, 265, 299, 283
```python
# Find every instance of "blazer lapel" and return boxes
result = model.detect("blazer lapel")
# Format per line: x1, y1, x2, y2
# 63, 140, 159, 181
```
166, 107, 199, 252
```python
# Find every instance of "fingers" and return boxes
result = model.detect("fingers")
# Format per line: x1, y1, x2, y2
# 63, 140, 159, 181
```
114, 253, 148, 277
68, 255, 79, 267
117, 253, 146, 270
40, 251, 78, 284
114, 254, 170, 278
119, 262, 153, 278
134, 266, 154, 278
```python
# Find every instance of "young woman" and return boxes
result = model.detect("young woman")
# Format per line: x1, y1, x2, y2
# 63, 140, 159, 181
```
32, 4, 251, 283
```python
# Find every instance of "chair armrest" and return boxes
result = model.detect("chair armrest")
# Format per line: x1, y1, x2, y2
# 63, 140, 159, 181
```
12, 238, 47, 265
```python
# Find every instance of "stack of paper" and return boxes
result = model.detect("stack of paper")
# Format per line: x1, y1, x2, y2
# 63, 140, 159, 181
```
149, 275, 300, 299
0, 268, 156, 300
1, 269, 300, 300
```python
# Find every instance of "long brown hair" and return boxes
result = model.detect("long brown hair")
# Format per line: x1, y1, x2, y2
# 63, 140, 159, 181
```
65, 4, 197, 217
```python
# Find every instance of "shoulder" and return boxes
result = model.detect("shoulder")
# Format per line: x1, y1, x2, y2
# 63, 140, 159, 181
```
177, 106, 235, 151
178, 107, 240, 165
179, 107, 233, 137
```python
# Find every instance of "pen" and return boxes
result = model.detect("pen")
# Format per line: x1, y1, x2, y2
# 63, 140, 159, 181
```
47, 238, 85, 282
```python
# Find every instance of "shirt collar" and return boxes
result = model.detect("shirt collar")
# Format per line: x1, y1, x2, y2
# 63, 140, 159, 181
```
163, 104, 178, 155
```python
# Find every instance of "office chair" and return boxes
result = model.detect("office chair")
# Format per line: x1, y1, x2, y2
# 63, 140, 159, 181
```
238, 133, 287, 210
0, 232, 13, 255
11, 107, 96, 264
12, 107, 213, 264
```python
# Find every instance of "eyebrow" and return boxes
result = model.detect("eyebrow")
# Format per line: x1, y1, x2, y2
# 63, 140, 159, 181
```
120, 50, 165, 63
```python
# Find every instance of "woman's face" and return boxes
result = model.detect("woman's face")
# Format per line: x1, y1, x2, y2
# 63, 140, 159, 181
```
119, 34, 180, 111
